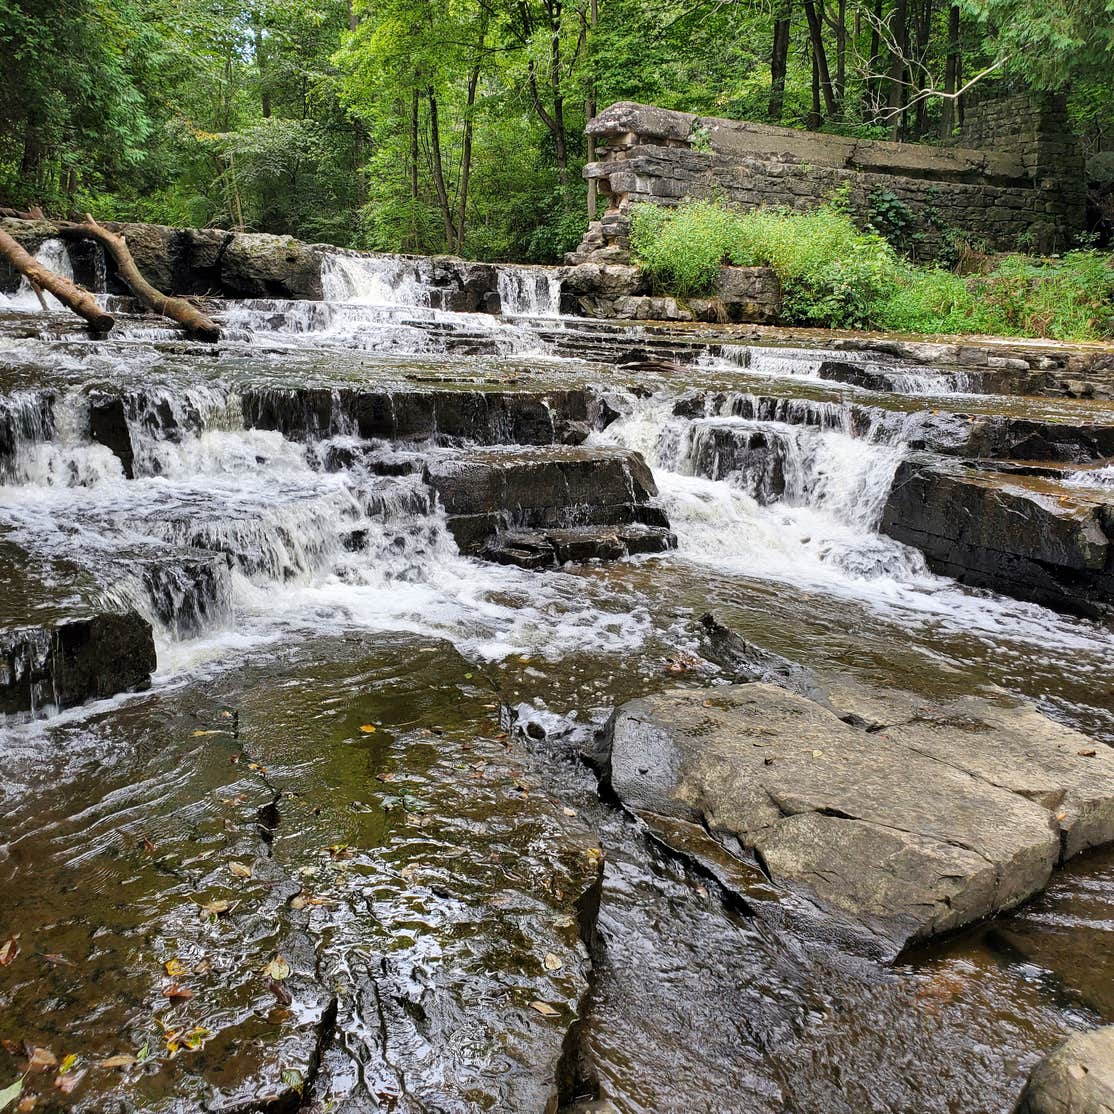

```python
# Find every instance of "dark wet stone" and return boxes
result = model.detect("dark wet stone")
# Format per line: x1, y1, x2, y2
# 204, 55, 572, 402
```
424, 445, 667, 558
0, 611, 156, 716
698, 613, 823, 700
882, 459, 1114, 616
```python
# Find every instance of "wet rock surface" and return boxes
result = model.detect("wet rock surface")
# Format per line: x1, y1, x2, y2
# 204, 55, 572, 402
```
1015, 1026, 1114, 1114
0, 638, 601, 1112
883, 460, 1114, 616
600, 681, 1114, 954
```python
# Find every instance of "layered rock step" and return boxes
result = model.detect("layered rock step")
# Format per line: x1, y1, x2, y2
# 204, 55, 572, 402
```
685, 390, 1114, 463
423, 445, 675, 566
599, 679, 1114, 956
0, 539, 157, 716
882, 459, 1114, 616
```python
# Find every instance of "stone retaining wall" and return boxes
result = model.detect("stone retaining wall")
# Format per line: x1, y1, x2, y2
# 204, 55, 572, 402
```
572, 100, 1086, 265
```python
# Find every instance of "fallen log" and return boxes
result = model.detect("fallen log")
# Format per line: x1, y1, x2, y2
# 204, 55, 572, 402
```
69, 215, 221, 342
0, 225, 115, 332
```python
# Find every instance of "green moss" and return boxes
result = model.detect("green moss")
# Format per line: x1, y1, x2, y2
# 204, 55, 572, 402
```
629, 199, 1114, 341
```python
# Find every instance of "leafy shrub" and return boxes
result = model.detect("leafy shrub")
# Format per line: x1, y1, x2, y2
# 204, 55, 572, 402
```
629, 198, 1114, 340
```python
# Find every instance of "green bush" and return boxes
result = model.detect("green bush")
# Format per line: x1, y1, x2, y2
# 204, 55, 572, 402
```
629, 198, 1114, 340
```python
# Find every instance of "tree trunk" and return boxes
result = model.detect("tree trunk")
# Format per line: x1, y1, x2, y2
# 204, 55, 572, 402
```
803, 1, 837, 119
252, 11, 271, 119
939, 4, 960, 138
426, 91, 458, 251
409, 89, 420, 252
886, 0, 908, 139
586, 0, 599, 219
68, 216, 220, 341
0, 226, 114, 333
456, 63, 482, 252
808, 44, 823, 129
864, 0, 882, 116
769, 4, 792, 121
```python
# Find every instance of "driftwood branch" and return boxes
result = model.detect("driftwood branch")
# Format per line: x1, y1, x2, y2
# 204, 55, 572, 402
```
0, 226, 115, 333
68, 215, 221, 342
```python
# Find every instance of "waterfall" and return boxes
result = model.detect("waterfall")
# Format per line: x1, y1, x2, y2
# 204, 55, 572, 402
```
496, 267, 562, 317
0, 239, 74, 311
320, 253, 432, 307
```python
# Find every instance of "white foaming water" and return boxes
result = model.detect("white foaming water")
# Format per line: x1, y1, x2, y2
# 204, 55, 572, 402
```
0, 239, 74, 311
704, 344, 981, 395
1065, 465, 1114, 489
1, 392, 653, 680
594, 393, 1112, 653
497, 267, 562, 318
320, 253, 432, 307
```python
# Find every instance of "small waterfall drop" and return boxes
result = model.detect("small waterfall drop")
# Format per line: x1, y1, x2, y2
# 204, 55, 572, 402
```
320, 253, 431, 307
496, 267, 562, 317
0, 239, 74, 311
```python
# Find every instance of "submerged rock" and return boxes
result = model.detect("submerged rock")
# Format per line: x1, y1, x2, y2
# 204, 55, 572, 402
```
1015, 1026, 1114, 1114
598, 680, 1114, 955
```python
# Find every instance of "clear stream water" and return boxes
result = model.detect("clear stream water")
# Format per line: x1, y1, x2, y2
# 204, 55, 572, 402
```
1, 242, 1113, 1112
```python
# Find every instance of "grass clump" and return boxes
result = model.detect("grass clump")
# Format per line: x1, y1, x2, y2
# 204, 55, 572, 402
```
629, 198, 1114, 340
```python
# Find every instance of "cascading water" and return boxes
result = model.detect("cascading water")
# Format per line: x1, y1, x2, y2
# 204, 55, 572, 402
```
0, 238, 74, 311
496, 266, 563, 317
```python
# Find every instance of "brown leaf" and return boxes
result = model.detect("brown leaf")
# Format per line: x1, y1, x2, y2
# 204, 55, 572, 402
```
163, 984, 193, 1002
38, 953, 75, 968
375, 771, 396, 783
529, 1000, 560, 1017
27, 1047, 58, 1072
269, 980, 293, 1006
227, 861, 252, 880
96, 1055, 138, 1069
261, 955, 291, 981
140, 836, 156, 855
1078, 748, 1097, 758
0, 938, 19, 967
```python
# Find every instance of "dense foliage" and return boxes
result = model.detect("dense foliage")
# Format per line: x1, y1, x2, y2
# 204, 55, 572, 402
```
3, 0, 1114, 261
631, 199, 1114, 339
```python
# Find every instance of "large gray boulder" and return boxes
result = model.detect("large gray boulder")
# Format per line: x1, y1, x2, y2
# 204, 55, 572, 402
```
600, 681, 1114, 954
1015, 1027, 1114, 1114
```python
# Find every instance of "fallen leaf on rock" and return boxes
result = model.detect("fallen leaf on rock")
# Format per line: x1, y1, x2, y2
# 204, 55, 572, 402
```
164, 958, 187, 977
261, 955, 291, 981
585, 847, 604, 864
281, 1067, 304, 1091
96, 1055, 137, 1069
57, 1055, 78, 1075
529, 1001, 559, 1017
16, 1095, 34, 1112
162, 984, 193, 1002
561, 806, 577, 817
359, 724, 377, 734
325, 844, 353, 860
27, 1048, 57, 1073
1078, 748, 1097, 757
54, 1069, 82, 1095
38, 953, 74, 968
0, 938, 19, 967
227, 861, 252, 880
140, 836, 157, 855
543, 953, 562, 971
0, 1079, 22, 1111
181, 1027, 211, 1052
375, 771, 396, 783
270, 980, 293, 1006
195, 898, 234, 917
